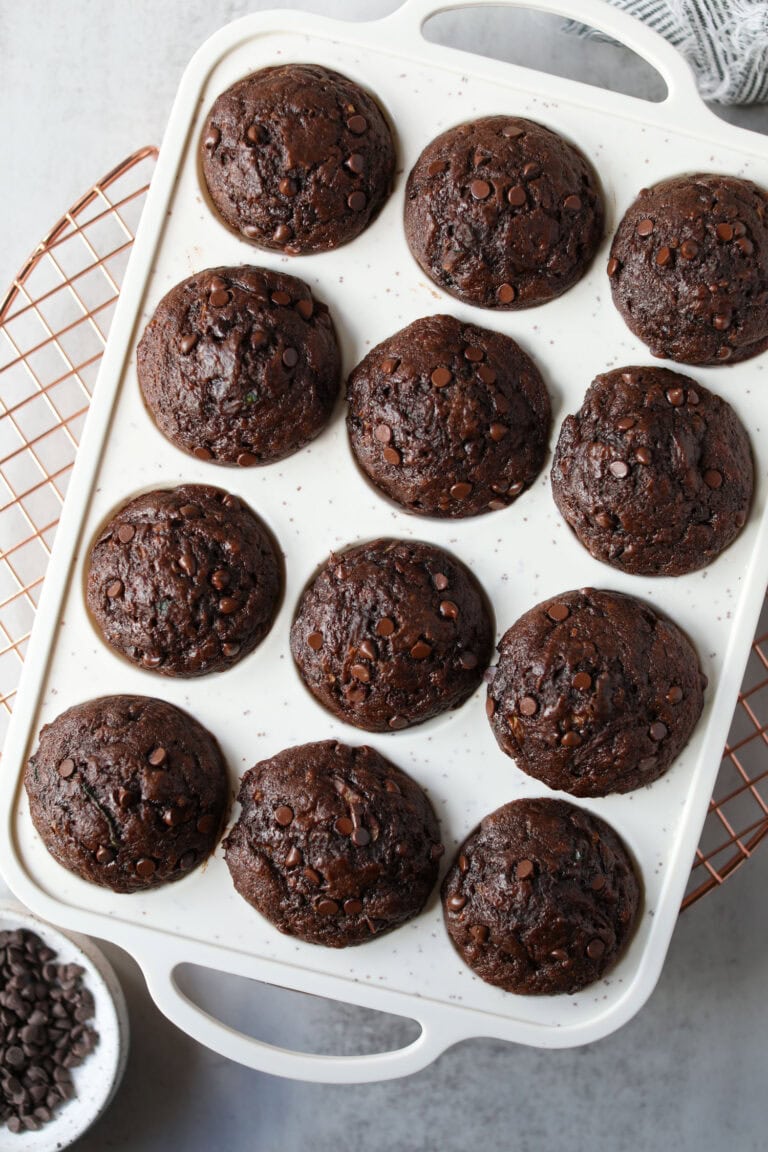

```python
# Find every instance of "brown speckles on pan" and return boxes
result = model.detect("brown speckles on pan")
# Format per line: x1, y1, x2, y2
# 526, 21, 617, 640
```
137, 266, 340, 467
608, 173, 768, 365
346, 315, 551, 518
442, 798, 641, 995
200, 64, 396, 254
25, 695, 230, 893
224, 740, 442, 946
86, 485, 282, 677
551, 366, 753, 576
486, 588, 705, 797
290, 538, 493, 732
404, 116, 604, 309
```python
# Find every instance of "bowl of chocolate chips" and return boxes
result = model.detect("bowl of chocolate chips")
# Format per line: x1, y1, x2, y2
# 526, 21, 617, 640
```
0, 901, 128, 1149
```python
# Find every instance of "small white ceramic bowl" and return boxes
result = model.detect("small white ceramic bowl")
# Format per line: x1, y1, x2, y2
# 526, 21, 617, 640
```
0, 901, 129, 1151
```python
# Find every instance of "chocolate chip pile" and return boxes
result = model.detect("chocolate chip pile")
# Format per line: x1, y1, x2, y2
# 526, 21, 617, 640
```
0, 928, 98, 1134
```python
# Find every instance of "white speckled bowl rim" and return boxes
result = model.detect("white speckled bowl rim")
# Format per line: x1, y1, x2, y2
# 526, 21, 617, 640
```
2, 0, 768, 1082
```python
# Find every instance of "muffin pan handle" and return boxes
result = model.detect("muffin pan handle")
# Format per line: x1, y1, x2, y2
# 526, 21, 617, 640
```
139, 944, 468, 1083
389, 0, 704, 115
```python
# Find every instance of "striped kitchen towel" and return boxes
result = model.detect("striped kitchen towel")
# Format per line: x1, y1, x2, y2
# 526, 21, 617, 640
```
565, 0, 768, 104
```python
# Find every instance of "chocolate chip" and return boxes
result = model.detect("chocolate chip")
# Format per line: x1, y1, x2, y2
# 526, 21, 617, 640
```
116, 524, 135, 544
713, 314, 731, 331
374, 424, 392, 444
351, 827, 370, 847
388, 715, 408, 730
564, 194, 582, 211
573, 672, 592, 691
285, 846, 302, 868
547, 603, 570, 622
649, 721, 668, 741
218, 597, 239, 615
459, 652, 478, 670
242, 225, 260, 239
489, 422, 509, 442
478, 364, 497, 385
635, 446, 652, 466
180, 333, 198, 355
447, 894, 467, 911
609, 460, 629, 478
135, 858, 156, 878
431, 366, 452, 388
142, 652, 162, 669
345, 153, 365, 174
433, 573, 449, 591
716, 222, 734, 241
496, 283, 516, 304
595, 512, 613, 528
381, 357, 399, 374
347, 115, 367, 134
148, 746, 167, 767
655, 246, 672, 266
607, 257, 620, 277
639, 755, 658, 772
359, 639, 377, 660
550, 948, 569, 962
350, 663, 370, 682
347, 191, 367, 212
507, 185, 526, 207
439, 600, 459, 619
343, 899, 363, 915
271, 290, 291, 306
193, 446, 212, 461
450, 482, 472, 500
376, 617, 395, 637
384, 779, 401, 794
470, 179, 491, 200
279, 177, 297, 197
486, 697, 496, 719
666, 387, 685, 406
519, 695, 538, 716
501, 123, 524, 137
704, 469, 723, 489
57, 759, 75, 779
680, 239, 699, 259
334, 816, 354, 836
586, 938, 605, 959
666, 686, 683, 704
717, 345, 733, 360
561, 731, 582, 748
737, 236, 754, 255
273, 224, 292, 244
282, 348, 299, 368
410, 641, 432, 660
458, 854, 470, 874
516, 859, 535, 879
464, 346, 485, 363
162, 808, 182, 827
383, 446, 401, 465
204, 126, 220, 149
95, 846, 115, 864
522, 162, 539, 179
275, 805, 294, 827
316, 899, 339, 916
636, 218, 654, 236
209, 289, 230, 308
591, 874, 606, 892
295, 298, 314, 321
246, 124, 264, 144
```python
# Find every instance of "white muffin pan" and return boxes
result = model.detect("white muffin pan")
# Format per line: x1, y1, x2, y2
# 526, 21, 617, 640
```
2, 0, 768, 1082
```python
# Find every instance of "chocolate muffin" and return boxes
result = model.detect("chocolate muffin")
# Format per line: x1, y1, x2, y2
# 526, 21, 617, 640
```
551, 366, 753, 576
442, 798, 641, 996
346, 314, 551, 517
291, 538, 493, 732
86, 485, 281, 677
404, 116, 604, 309
25, 695, 230, 894
137, 266, 340, 466
200, 64, 395, 254
608, 173, 768, 365
224, 740, 443, 946
487, 588, 705, 797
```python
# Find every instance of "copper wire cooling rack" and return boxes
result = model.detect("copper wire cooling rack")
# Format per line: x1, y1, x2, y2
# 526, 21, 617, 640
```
0, 146, 766, 909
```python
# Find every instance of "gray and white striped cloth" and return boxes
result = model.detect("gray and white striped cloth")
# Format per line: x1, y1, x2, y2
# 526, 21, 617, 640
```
565, 0, 768, 104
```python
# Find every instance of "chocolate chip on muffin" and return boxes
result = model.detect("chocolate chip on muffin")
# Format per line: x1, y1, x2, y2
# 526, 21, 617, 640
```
442, 797, 641, 995
86, 485, 282, 677
608, 173, 768, 364
487, 588, 705, 796
25, 695, 229, 893
551, 366, 753, 575
291, 538, 493, 732
404, 116, 604, 309
346, 314, 551, 517
201, 64, 395, 254
224, 740, 442, 946
138, 266, 340, 466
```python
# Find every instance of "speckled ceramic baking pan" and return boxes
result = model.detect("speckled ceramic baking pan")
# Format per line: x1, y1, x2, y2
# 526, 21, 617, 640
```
2, 0, 768, 1082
